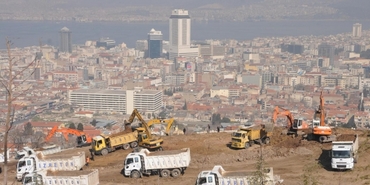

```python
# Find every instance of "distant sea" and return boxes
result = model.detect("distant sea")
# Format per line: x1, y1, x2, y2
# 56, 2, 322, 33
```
0, 20, 369, 49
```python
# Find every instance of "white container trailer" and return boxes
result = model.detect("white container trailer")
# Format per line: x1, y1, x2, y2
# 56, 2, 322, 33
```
196, 165, 284, 185
124, 148, 190, 178
22, 169, 99, 185
16, 152, 86, 181
331, 134, 359, 170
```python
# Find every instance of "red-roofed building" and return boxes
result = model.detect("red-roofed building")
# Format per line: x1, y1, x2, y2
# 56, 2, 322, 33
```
74, 111, 94, 118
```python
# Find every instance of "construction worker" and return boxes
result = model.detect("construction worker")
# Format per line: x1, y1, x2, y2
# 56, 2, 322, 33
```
86, 156, 90, 167
90, 151, 95, 161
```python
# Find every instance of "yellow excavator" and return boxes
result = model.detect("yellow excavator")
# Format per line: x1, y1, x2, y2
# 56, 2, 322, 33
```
124, 109, 164, 151
135, 117, 176, 136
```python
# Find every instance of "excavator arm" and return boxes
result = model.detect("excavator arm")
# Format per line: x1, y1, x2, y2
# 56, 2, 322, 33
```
320, 91, 326, 126
125, 109, 153, 139
45, 126, 92, 145
272, 106, 294, 128
163, 118, 175, 136
44, 126, 59, 142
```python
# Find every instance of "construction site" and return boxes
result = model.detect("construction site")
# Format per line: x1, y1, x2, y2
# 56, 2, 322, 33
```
1, 94, 370, 184
1, 125, 370, 185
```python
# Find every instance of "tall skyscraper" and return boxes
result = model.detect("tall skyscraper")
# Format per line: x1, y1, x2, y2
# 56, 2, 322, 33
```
60, 27, 72, 53
147, 29, 163, 59
169, 9, 198, 60
353, 23, 362, 37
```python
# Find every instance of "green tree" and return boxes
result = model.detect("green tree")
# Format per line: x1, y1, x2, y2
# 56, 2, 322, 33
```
23, 122, 34, 135
216, 114, 221, 122
221, 117, 231, 123
158, 111, 166, 118
105, 123, 113, 129
77, 123, 84, 131
69, 123, 76, 129
90, 119, 97, 126
183, 101, 187, 110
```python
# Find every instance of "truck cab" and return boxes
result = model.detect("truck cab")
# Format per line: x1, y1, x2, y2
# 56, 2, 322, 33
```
231, 130, 250, 149
22, 173, 43, 185
331, 144, 355, 170
17, 157, 37, 181
16, 147, 38, 160
196, 171, 217, 185
91, 136, 107, 155
123, 153, 143, 177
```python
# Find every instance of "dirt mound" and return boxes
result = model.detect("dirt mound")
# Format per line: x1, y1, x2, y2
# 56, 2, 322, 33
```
269, 127, 302, 148
337, 134, 356, 141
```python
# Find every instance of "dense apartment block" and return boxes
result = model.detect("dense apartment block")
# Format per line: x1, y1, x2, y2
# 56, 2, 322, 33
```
68, 89, 163, 114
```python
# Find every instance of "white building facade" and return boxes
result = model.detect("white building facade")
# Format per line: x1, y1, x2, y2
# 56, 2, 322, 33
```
169, 9, 198, 60
68, 89, 163, 114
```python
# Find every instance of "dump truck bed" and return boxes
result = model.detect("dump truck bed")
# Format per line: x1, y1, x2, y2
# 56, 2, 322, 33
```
37, 152, 86, 171
43, 169, 99, 185
106, 131, 138, 148
131, 148, 191, 170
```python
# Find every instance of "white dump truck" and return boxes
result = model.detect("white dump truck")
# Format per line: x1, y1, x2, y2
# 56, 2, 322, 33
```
331, 134, 359, 170
16, 146, 62, 160
16, 152, 86, 181
196, 165, 284, 185
22, 169, 99, 185
123, 147, 190, 178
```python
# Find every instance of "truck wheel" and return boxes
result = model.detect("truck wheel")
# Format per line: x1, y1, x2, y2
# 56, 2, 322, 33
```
245, 143, 250, 149
160, 169, 170, 177
307, 134, 313, 141
264, 138, 270, 144
131, 171, 141, 178
157, 147, 163, 151
123, 144, 130, 150
130, 142, 138, 148
171, 169, 181, 177
101, 149, 108, 156
319, 136, 327, 143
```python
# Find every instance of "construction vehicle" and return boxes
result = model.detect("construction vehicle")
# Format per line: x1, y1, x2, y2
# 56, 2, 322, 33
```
124, 109, 164, 151
16, 146, 62, 160
123, 147, 191, 178
331, 134, 359, 170
135, 117, 176, 136
307, 91, 335, 143
90, 130, 138, 156
16, 152, 86, 182
45, 126, 92, 147
23, 169, 99, 185
272, 106, 309, 136
230, 125, 272, 149
196, 165, 283, 185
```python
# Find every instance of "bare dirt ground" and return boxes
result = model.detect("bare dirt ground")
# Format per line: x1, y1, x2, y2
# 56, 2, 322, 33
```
2, 127, 370, 185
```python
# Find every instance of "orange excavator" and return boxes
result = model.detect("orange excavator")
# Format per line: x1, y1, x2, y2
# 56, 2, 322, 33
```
272, 106, 309, 136
45, 126, 93, 147
308, 91, 336, 143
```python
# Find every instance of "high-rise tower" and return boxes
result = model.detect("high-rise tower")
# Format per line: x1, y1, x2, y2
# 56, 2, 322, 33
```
169, 9, 198, 60
147, 29, 163, 59
352, 23, 362, 37
60, 27, 72, 53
